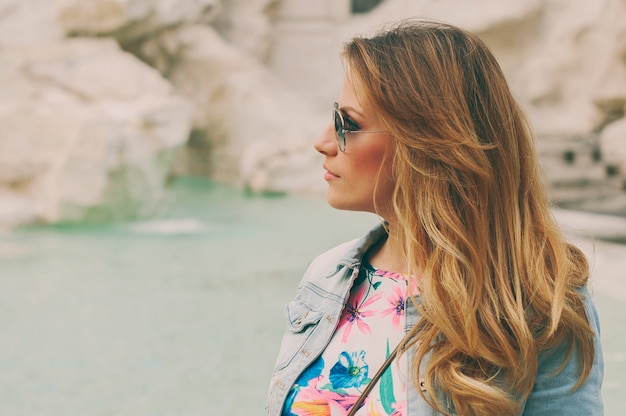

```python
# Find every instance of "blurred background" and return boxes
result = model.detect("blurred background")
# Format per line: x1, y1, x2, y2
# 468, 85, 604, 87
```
0, 0, 625, 414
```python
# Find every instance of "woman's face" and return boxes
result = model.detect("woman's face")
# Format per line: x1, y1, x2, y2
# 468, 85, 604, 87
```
314, 72, 395, 215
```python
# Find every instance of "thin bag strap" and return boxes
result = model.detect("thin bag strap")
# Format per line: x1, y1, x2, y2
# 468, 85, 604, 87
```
346, 333, 411, 416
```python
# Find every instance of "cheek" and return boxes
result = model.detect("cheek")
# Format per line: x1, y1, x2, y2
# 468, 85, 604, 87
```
369, 154, 395, 202
342, 137, 394, 191
362, 150, 393, 185
346, 156, 384, 187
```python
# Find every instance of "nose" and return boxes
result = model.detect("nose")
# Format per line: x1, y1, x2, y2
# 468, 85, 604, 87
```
314, 123, 338, 156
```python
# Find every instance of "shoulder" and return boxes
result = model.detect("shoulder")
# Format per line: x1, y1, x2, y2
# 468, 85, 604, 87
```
520, 285, 604, 415
296, 237, 362, 292
577, 286, 602, 336
299, 223, 387, 285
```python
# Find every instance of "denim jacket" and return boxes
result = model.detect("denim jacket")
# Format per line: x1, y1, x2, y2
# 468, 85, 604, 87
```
267, 224, 604, 415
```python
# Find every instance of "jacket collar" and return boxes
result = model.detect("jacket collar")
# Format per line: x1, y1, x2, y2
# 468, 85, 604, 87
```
336, 222, 388, 269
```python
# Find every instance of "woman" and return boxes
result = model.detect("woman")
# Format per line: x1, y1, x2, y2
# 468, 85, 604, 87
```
267, 19, 603, 416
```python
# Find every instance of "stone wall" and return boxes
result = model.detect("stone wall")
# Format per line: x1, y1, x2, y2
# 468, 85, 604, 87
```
269, 0, 626, 136
1, 0, 626, 229
0, 0, 324, 229
0, 0, 204, 228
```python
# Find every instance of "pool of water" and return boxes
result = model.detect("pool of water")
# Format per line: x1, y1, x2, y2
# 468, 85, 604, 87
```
0, 178, 623, 415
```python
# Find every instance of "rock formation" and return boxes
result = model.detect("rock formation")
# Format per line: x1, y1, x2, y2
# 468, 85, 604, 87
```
0, 36, 192, 227
1, 0, 625, 228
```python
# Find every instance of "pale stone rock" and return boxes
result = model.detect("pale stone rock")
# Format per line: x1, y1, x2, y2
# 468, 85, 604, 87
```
59, 0, 133, 35
599, 117, 626, 174
268, 18, 344, 109
137, 24, 324, 192
25, 38, 171, 100
243, 142, 327, 195
270, 0, 626, 138
0, 0, 65, 46
268, 0, 545, 109
504, 0, 626, 135
276, 1, 342, 19
225, 72, 327, 194
267, 0, 352, 108
0, 0, 220, 47
340, 0, 543, 34
213, 0, 278, 62
59, 0, 221, 41
2, 0, 626, 211
0, 39, 192, 225
138, 25, 245, 129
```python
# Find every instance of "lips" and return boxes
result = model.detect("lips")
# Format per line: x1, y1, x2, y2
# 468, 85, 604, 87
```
323, 165, 340, 180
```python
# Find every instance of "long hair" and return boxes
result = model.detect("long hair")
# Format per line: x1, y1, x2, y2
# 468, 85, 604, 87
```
343, 19, 595, 415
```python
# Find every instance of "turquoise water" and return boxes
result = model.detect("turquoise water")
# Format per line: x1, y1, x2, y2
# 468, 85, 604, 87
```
0, 178, 623, 415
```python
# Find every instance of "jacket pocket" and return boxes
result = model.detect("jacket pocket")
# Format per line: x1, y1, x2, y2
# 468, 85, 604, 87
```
273, 300, 324, 371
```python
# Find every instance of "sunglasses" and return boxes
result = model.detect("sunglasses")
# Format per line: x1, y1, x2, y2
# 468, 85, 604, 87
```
333, 102, 386, 152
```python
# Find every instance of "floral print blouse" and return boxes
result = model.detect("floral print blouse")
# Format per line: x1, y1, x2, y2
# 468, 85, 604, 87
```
282, 261, 416, 416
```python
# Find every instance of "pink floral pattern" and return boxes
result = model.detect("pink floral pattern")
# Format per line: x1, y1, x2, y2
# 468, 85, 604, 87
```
380, 285, 407, 329
290, 377, 360, 416
338, 286, 382, 343
283, 261, 410, 416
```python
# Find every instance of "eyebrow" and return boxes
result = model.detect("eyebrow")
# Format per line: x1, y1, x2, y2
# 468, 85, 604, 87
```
338, 105, 365, 118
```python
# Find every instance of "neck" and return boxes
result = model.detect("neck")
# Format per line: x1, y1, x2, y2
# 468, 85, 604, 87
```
368, 220, 408, 275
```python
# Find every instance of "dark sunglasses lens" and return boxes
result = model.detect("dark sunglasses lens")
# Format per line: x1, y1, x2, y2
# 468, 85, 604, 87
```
333, 110, 345, 150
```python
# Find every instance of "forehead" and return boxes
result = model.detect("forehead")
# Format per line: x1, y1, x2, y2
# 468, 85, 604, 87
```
338, 71, 366, 111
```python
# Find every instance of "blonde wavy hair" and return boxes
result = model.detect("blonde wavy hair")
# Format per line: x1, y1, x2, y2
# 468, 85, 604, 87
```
344, 19, 596, 415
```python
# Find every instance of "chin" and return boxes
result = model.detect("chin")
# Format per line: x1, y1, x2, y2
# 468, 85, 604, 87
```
325, 196, 347, 210
326, 193, 354, 211
326, 193, 371, 213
